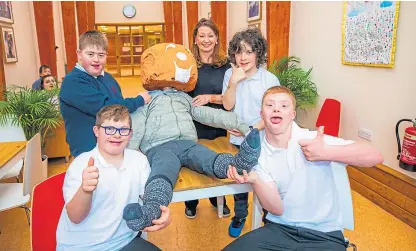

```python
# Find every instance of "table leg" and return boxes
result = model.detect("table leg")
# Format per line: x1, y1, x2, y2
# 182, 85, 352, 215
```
217, 196, 224, 218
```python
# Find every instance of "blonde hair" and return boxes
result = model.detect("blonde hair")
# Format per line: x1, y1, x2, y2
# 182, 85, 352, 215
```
79, 30, 108, 51
191, 18, 227, 68
95, 105, 131, 127
262, 86, 296, 109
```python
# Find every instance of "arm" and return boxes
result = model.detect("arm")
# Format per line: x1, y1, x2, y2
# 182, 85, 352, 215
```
253, 119, 265, 131
191, 105, 250, 135
228, 166, 283, 215
60, 75, 145, 116
127, 106, 147, 151
222, 70, 238, 111
66, 186, 94, 224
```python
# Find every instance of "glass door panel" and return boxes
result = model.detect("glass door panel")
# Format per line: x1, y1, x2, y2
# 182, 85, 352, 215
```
104, 30, 119, 76
118, 26, 132, 77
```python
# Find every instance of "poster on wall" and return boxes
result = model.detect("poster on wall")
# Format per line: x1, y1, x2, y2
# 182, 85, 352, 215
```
0, 1, 13, 24
342, 1, 400, 68
2, 26, 17, 63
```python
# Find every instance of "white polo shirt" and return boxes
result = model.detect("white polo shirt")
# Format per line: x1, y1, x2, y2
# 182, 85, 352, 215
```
222, 67, 280, 145
56, 147, 150, 251
253, 122, 353, 233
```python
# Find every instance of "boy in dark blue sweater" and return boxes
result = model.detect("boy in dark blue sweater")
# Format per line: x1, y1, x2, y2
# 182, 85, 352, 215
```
60, 30, 151, 157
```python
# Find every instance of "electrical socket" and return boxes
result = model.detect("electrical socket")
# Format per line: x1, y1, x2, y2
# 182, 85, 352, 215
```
358, 128, 372, 141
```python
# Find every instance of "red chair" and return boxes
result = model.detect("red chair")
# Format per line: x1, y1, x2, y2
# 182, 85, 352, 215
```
31, 172, 66, 251
316, 98, 341, 137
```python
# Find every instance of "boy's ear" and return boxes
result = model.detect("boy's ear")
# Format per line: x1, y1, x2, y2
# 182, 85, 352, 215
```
93, 126, 99, 137
292, 110, 296, 120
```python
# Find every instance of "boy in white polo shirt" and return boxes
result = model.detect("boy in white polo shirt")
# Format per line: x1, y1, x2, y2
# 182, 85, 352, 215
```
56, 104, 170, 251
222, 28, 280, 237
223, 86, 383, 250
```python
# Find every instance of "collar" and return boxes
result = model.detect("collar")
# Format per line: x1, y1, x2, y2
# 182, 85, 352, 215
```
75, 63, 105, 78
92, 146, 125, 170
262, 135, 285, 156
246, 67, 262, 81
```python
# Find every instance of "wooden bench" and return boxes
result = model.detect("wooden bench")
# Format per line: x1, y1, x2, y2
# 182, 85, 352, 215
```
171, 137, 262, 229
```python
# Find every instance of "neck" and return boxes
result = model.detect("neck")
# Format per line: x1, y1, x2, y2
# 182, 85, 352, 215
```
98, 147, 124, 169
199, 51, 213, 64
245, 66, 259, 78
265, 123, 292, 149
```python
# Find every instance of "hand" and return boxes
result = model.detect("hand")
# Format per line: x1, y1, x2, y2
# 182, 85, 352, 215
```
143, 206, 172, 232
227, 129, 243, 137
192, 95, 211, 107
298, 126, 328, 161
82, 157, 99, 193
229, 63, 247, 85
227, 165, 258, 184
139, 91, 151, 104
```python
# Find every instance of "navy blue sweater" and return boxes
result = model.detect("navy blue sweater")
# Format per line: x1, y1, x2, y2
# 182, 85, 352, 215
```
59, 68, 144, 157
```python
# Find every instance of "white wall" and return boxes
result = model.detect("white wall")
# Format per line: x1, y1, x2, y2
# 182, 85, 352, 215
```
290, 2, 416, 177
95, 1, 164, 23
199, 1, 210, 21
4, 1, 38, 88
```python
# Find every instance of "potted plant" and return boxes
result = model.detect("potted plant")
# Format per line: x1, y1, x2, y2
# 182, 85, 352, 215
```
0, 86, 62, 178
268, 56, 318, 111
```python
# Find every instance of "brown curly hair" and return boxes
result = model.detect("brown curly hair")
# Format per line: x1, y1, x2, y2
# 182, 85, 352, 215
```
228, 28, 267, 68
191, 18, 227, 68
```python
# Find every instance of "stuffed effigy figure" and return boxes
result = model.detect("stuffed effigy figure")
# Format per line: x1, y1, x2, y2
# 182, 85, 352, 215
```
123, 43, 261, 231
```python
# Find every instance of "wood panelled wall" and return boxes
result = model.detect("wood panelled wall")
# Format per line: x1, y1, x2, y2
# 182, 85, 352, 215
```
33, 1, 57, 76
0, 46, 5, 100
163, 1, 183, 44
61, 1, 78, 72
347, 165, 416, 229
210, 1, 227, 55
266, 2, 291, 66
76, 1, 95, 37
186, 2, 198, 49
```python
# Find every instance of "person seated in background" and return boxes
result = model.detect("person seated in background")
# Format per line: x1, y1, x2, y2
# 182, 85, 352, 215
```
40, 75, 58, 90
32, 64, 51, 90
223, 86, 383, 251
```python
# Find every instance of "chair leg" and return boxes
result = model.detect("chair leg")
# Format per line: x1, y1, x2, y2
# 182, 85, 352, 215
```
21, 206, 31, 225
65, 156, 69, 163
16, 176, 20, 183
348, 243, 357, 251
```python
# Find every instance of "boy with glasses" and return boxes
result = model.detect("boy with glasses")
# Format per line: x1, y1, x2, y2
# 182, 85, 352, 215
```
56, 104, 169, 251
60, 30, 151, 158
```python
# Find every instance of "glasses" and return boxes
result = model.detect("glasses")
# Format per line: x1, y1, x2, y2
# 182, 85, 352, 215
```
99, 126, 131, 136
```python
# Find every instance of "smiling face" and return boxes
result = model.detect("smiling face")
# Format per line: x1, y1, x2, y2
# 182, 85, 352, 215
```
77, 45, 107, 77
93, 118, 132, 156
141, 43, 198, 92
235, 41, 258, 76
42, 76, 56, 90
195, 26, 217, 56
261, 92, 296, 136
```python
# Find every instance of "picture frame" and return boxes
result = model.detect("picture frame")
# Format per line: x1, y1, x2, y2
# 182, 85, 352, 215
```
248, 22, 261, 31
0, 1, 13, 24
1, 26, 17, 63
247, 1, 262, 22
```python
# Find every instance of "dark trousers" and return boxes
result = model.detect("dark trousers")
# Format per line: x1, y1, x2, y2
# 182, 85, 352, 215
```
223, 222, 347, 251
185, 196, 228, 210
146, 140, 219, 188
120, 234, 161, 251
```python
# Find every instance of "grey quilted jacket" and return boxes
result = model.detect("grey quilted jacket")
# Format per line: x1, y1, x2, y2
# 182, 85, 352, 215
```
128, 90, 249, 153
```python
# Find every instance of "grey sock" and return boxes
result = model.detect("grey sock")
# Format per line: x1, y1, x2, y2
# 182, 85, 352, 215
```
213, 153, 234, 178
123, 177, 173, 231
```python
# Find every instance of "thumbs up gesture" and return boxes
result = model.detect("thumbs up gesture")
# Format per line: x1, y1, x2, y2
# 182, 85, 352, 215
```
298, 126, 327, 161
82, 157, 99, 193
229, 63, 247, 85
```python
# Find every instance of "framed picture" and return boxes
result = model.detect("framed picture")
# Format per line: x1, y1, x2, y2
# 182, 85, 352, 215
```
247, 1, 262, 22
1, 26, 17, 63
0, 1, 13, 24
248, 22, 261, 31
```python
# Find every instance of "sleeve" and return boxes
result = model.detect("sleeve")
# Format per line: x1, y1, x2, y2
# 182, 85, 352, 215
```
59, 75, 144, 116
127, 106, 148, 151
267, 71, 281, 89
191, 105, 250, 134
253, 164, 274, 183
62, 156, 86, 203
139, 156, 151, 196
221, 68, 232, 95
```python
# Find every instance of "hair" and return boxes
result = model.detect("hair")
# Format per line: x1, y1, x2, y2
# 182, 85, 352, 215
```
262, 86, 296, 109
191, 18, 227, 68
95, 104, 132, 128
228, 28, 267, 68
39, 64, 50, 75
79, 30, 108, 51
40, 75, 56, 90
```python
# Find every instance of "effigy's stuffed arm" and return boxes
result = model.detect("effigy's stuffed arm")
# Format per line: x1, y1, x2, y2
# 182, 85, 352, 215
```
191, 106, 250, 134
127, 106, 147, 151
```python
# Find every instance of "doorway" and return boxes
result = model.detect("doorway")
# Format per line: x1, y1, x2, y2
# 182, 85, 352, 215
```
96, 23, 166, 77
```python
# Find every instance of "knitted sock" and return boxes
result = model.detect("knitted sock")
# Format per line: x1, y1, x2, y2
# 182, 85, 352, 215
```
213, 129, 261, 178
123, 177, 173, 231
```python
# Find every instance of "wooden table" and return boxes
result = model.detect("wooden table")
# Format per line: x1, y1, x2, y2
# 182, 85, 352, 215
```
0, 141, 27, 179
171, 137, 262, 230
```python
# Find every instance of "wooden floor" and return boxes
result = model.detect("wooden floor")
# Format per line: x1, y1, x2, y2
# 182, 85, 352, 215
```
1, 76, 415, 251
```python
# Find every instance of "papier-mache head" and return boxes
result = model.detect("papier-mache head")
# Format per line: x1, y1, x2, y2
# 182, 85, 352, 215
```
141, 43, 198, 92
